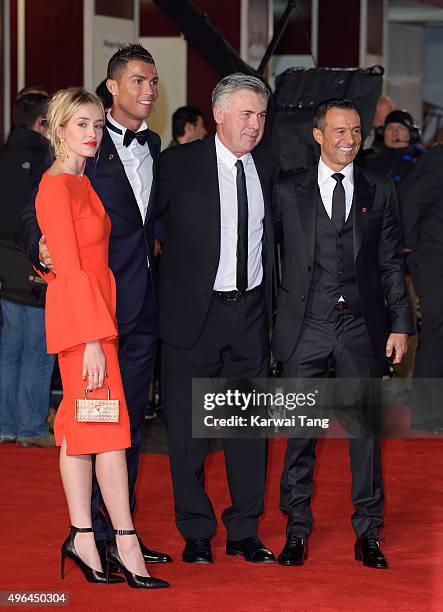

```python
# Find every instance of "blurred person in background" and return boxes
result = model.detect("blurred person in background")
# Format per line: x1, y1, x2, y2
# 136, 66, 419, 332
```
16, 84, 49, 100
5, 85, 50, 146
363, 95, 395, 154
168, 105, 207, 148
361, 110, 423, 183
0, 92, 55, 447
361, 110, 424, 379
401, 145, 443, 432
154, 106, 208, 254
95, 79, 113, 113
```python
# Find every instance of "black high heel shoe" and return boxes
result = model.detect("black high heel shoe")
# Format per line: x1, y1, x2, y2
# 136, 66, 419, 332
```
61, 526, 124, 584
106, 529, 170, 589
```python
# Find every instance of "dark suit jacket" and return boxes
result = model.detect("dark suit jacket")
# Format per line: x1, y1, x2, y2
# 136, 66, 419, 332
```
0, 127, 50, 307
0, 127, 49, 233
400, 145, 443, 288
272, 163, 414, 363
17, 127, 160, 329
156, 136, 275, 349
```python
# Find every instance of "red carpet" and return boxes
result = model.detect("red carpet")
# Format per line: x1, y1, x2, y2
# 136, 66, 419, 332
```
1, 438, 442, 611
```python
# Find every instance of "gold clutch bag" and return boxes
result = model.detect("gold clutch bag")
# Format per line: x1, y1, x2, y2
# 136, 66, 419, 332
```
75, 385, 120, 423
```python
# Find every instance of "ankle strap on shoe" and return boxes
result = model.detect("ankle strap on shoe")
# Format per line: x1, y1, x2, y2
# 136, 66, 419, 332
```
70, 525, 93, 533
113, 529, 137, 536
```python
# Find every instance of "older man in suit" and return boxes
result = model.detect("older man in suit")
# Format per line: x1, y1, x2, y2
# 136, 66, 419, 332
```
273, 98, 413, 569
157, 74, 275, 565
18, 43, 170, 565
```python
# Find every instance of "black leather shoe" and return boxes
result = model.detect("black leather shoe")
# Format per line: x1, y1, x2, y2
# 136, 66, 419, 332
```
182, 538, 213, 564
277, 534, 307, 566
139, 540, 172, 563
226, 536, 275, 564
355, 535, 388, 569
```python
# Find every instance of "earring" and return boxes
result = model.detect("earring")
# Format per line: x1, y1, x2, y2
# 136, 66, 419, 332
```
57, 138, 69, 163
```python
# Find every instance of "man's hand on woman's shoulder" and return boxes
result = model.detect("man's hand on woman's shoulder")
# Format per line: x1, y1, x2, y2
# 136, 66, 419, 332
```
39, 235, 55, 273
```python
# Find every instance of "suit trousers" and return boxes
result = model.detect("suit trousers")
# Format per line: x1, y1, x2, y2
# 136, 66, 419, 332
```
280, 308, 385, 538
161, 287, 269, 541
92, 270, 157, 540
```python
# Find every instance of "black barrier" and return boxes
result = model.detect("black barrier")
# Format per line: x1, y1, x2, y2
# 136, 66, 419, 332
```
271, 66, 384, 171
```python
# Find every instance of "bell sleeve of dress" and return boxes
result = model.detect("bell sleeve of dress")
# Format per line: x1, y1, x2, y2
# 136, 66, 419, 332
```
35, 178, 117, 353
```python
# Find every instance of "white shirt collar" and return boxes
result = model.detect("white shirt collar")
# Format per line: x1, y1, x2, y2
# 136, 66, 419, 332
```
318, 156, 354, 187
106, 111, 148, 137
215, 134, 251, 170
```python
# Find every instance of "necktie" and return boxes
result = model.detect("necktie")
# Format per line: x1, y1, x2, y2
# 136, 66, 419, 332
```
235, 160, 248, 293
331, 173, 346, 233
123, 128, 149, 148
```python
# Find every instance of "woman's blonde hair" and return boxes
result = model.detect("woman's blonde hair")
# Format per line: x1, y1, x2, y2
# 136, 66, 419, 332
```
46, 87, 105, 157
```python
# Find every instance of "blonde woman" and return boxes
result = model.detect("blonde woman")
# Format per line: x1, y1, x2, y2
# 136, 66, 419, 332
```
36, 88, 169, 589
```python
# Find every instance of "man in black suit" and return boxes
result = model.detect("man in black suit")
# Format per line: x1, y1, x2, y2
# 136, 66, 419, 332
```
18, 44, 170, 564
273, 99, 413, 569
401, 145, 443, 431
157, 74, 275, 564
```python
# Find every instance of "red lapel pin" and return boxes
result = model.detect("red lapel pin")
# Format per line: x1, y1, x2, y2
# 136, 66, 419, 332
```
361, 207, 367, 214
108, 154, 114, 160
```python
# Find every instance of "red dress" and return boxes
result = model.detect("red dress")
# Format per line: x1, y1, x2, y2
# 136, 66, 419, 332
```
36, 173, 130, 455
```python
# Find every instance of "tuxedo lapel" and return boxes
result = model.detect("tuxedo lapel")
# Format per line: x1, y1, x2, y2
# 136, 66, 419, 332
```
99, 128, 142, 221
252, 147, 273, 239
202, 138, 221, 232
251, 147, 274, 271
295, 166, 318, 258
352, 165, 376, 261
252, 147, 271, 210
144, 130, 160, 227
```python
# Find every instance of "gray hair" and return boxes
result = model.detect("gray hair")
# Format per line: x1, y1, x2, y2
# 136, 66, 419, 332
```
212, 73, 270, 110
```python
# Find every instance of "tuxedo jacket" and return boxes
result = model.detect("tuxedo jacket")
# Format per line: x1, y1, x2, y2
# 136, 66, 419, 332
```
272, 163, 414, 363
17, 127, 160, 329
156, 136, 275, 349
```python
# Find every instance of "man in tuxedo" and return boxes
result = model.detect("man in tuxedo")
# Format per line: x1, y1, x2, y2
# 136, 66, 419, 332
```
18, 44, 171, 564
157, 74, 275, 564
273, 99, 413, 569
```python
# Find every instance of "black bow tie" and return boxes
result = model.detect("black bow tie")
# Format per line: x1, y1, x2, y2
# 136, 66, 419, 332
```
123, 128, 149, 147
105, 119, 149, 148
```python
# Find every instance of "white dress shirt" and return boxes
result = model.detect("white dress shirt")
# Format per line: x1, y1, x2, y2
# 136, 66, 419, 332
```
317, 156, 354, 221
213, 134, 264, 292
106, 112, 153, 225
